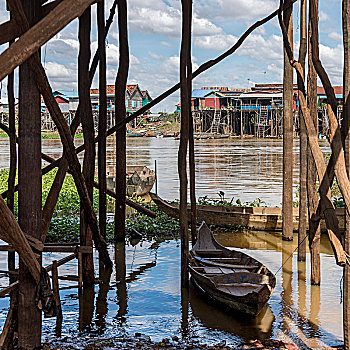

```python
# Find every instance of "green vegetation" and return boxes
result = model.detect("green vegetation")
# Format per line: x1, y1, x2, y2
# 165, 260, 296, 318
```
0, 132, 84, 139
0, 169, 179, 243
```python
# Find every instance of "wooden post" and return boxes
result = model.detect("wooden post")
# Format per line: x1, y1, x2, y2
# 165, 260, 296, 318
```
78, 6, 95, 286
179, 0, 192, 288
7, 39, 16, 281
297, 0, 307, 261
52, 261, 62, 337
78, 251, 83, 290
114, 0, 129, 241
307, 0, 321, 284
97, 0, 107, 246
343, 0, 350, 345
17, 0, 42, 347
282, 0, 294, 241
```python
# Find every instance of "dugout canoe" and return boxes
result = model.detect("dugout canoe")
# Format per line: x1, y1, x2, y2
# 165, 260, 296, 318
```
189, 222, 276, 317
150, 193, 345, 232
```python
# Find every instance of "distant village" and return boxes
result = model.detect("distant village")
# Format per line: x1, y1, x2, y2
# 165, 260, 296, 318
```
0, 82, 343, 138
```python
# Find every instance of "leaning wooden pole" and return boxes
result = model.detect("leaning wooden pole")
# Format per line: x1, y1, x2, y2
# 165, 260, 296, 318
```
78, 6, 95, 286
307, 0, 321, 284
282, 0, 294, 241
297, 0, 307, 261
17, 0, 42, 346
114, 0, 129, 241
97, 0, 107, 245
179, 0, 192, 288
343, 0, 350, 345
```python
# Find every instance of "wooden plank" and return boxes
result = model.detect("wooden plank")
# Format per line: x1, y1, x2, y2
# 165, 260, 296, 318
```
0, 0, 97, 82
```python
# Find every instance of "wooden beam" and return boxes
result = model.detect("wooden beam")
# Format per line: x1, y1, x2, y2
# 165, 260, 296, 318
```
0, 0, 97, 82
0, 19, 20, 46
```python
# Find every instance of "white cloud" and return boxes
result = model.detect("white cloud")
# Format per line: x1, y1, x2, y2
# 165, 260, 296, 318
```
319, 10, 331, 22
328, 32, 342, 42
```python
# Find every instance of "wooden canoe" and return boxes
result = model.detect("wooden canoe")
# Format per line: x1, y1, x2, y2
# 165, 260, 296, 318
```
150, 193, 345, 232
189, 222, 276, 317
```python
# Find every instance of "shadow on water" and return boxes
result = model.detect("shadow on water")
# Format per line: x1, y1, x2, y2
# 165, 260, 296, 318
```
115, 241, 127, 323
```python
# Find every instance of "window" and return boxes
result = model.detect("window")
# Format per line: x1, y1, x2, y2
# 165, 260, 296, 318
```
132, 101, 136, 108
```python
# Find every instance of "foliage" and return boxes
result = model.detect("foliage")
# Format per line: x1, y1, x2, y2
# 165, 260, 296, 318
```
197, 192, 267, 207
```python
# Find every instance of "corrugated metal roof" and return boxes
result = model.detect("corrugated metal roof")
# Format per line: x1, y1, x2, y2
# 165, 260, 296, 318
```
191, 89, 219, 98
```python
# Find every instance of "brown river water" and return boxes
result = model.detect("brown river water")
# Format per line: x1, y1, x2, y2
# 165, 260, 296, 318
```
0, 137, 343, 349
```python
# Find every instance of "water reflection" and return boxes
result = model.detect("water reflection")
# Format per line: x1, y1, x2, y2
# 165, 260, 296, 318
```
115, 241, 127, 322
78, 285, 95, 332
95, 266, 112, 334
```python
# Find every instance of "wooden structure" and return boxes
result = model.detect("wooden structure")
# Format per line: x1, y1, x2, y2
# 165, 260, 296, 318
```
0, 0, 350, 348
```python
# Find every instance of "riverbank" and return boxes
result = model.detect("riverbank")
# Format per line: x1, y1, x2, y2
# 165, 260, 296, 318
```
43, 334, 301, 349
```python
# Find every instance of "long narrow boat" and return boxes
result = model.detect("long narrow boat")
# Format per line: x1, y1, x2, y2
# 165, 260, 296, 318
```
150, 193, 345, 232
189, 222, 276, 317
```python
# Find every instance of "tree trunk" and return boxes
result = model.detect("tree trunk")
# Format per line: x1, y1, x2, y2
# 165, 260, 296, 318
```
17, 0, 42, 347
282, 0, 294, 241
297, 0, 307, 261
114, 0, 129, 241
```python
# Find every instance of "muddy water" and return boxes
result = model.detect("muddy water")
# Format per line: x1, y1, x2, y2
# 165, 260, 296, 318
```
0, 137, 330, 205
0, 137, 341, 348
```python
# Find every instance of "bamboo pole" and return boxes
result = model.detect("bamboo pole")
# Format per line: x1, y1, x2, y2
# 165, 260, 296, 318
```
78, 6, 95, 286
97, 0, 107, 245
282, 0, 294, 241
307, 0, 321, 284
114, 0, 129, 241
189, 110, 197, 245
343, 0, 350, 345
297, 0, 307, 261
179, 0, 192, 288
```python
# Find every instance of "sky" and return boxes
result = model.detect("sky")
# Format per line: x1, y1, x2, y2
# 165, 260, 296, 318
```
0, 0, 344, 113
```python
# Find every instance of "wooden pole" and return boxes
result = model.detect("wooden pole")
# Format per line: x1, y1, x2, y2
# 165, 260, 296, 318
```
282, 0, 294, 241
78, 6, 95, 286
297, 0, 307, 261
179, 0, 192, 288
114, 0, 129, 241
343, 0, 350, 345
17, 0, 42, 347
97, 0, 107, 246
307, 0, 321, 284
7, 38, 16, 281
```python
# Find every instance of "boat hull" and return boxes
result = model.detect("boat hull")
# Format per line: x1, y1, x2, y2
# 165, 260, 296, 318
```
150, 193, 344, 232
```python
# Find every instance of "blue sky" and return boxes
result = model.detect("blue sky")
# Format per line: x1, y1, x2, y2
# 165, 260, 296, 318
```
0, 0, 344, 112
